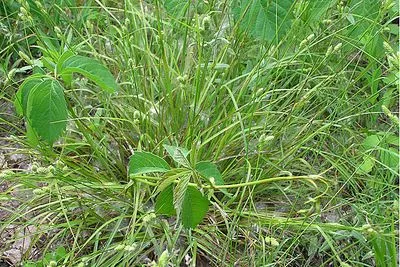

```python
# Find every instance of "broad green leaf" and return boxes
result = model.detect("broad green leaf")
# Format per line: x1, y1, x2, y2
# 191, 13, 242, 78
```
129, 151, 170, 175
26, 79, 68, 144
376, 132, 399, 147
195, 161, 224, 186
348, 0, 381, 35
55, 246, 67, 261
41, 56, 57, 72
233, 0, 294, 43
302, 0, 335, 24
195, 161, 232, 197
181, 186, 209, 228
163, 0, 189, 17
385, 135, 399, 147
56, 51, 75, 86
362, 135, 382, 150
381, 88, 396, 109
37, 31, 61, 59
347, 0, 383, 59
356, 156, 375, 174
379, 147, 399, 171
14, 76, 44, 116
60, 55, 118, 93
26, 121, 39, 147
163, 144, 190, 167
155, 185, 176, 216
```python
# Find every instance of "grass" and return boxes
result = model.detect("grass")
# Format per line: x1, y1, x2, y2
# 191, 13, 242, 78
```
0, 0, 398, 266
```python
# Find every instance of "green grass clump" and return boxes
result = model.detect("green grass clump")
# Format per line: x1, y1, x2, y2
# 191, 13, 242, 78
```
0, 0, 398, 266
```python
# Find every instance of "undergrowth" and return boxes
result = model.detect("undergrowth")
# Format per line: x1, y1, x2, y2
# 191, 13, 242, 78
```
0, 0, 398, 266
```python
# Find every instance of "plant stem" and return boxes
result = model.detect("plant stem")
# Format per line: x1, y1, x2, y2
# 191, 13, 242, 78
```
132, 174, 326, 190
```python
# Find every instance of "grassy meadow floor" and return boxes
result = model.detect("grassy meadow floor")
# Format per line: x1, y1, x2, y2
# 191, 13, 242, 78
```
0, 0, 399, 266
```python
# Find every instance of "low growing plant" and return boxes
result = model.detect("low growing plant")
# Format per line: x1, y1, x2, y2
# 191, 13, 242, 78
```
128, 144, 328, 228
14, 49, 117, 145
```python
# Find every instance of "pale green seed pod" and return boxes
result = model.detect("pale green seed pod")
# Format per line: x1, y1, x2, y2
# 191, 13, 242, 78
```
306, 33, 315, 42
86, 20, 93, 31
31, 162, 39, 172
55, 160, 65, 168
124, 18, 130, 27
54, 26, 62, 35
158, 250, 169, 267
209, 177, 216, 186
177, 75, 187, 83
33, 188, 45, 195
35, 1, 44, 10
202, 15, 211, 30
265, 236, 279, 247
255, 88, 264, 97
299, 39, 308, 48
37, 167, 47, 174
18, 51, 33, 65
47, 165, 55, 172
20, 7, 28, 16
333, 43, 342, 52
259, 134, 274, 143
325, 45, 333, 57
383, 41, 393, 53
142, 213, 156, 224
133, 110, 141, 119
124, 244, 137, 251
114, 244, 125, 251
382, 105, 400, 125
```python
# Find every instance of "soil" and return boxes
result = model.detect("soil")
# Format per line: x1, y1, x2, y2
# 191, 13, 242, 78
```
0, 98, 36, 266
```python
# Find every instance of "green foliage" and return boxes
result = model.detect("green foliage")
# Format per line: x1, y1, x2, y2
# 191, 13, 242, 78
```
59, 55, 118, 93
155, 173, 209, 229
163, 144, 190, 167
347, 0, 383, 59
368, 229, 398, 267
173, 174, 191, 216
15, 76, 68, 144
26, 78, 68, 144
302, 0, 335, 24
359, 133, 399, 174
163, 0, 190, 18
155, 185, 176, 216
2, 0, 399, 265
129, 151, 171, 175
195, 161, 223, 186
195, 161, 230, 196
13, 51, 117, 145
356, 156, 375, 174
233, 0, 294, 42
130, 147, 217, 228
181, 186, 209, 228
23, 246, 67, 267
14, 76, 43, 116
